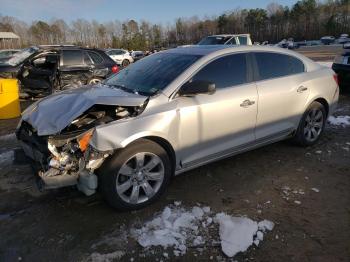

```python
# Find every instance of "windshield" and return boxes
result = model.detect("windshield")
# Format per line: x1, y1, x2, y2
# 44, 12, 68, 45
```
198, 36, 231, 45
105, 52, 202, 95
5, 47, 39, 66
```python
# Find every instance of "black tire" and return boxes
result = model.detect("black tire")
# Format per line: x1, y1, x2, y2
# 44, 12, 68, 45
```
293, 101, 326, 147
122, 59, 130, 67
98, 139, 172, 210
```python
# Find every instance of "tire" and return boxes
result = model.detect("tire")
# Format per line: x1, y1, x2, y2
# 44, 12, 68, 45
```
122, 59, 130, 67
98, 139, 172, 210
293, 101, 326, 147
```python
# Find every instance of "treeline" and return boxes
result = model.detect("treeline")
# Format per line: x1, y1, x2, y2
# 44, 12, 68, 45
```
0, 0, 349, 50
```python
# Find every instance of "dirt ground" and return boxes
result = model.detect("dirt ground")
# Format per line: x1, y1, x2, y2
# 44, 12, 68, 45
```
0, 47, 349, 262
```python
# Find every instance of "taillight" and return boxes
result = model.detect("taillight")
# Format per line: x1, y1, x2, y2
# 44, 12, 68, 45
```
111, 65, 119, 73
333, 74, 339, 85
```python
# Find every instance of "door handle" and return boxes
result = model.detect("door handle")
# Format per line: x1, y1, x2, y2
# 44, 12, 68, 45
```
297, 86, 308, 93
240, 99, 255, 108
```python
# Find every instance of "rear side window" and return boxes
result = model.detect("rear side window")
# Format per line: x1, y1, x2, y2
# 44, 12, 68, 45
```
88, 51, 104, 64
238, 36, 248, 45
254, 52, 305, 80
192, 53, 247, 88
62, 50, 83, 66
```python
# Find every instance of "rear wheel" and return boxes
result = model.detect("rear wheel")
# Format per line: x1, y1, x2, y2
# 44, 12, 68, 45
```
98, 139, 172, 210
88, 78, 102, 85
293, 101, 326, 146
122, 59, 130, 67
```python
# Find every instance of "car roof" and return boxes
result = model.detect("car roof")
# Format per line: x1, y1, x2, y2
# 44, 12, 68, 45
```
36, 45, 103, 52
168, 45, 233, 55
165, 45, 306, 57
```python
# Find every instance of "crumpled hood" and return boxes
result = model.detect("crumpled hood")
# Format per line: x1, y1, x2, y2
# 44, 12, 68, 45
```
22, 84, 148, 136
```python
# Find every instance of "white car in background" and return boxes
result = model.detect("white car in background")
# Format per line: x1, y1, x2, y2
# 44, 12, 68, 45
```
105, 49, 134, 67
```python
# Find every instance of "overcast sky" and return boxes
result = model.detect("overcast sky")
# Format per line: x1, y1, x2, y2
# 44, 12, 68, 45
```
1, 0, 297, 24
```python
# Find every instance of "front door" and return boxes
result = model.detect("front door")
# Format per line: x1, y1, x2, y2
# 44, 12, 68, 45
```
176, 53, 258, 167
18, 53, 59, 95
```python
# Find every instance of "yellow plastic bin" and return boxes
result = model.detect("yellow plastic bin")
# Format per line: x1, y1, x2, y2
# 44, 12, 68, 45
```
0, 78, 21, 119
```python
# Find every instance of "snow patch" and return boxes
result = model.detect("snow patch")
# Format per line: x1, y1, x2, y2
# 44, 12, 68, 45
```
89, 250, 125, 262
132, 204, 210, 255
311, 188, 320, 193
132, 203, 274, 258
328, 115, 350, 127
0, 133, 16, 142
215, 213, 274, 257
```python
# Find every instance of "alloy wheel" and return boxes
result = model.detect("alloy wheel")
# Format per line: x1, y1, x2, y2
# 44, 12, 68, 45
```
89, 78, 102, 85
303, 108, 324, 142
116, 152, 165, 204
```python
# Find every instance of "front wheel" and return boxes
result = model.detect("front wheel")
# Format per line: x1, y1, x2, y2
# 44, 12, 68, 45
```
293, 101, 326, 146
98, 139, 172, 210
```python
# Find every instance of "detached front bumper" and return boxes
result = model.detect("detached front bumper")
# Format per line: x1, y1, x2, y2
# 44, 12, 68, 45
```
16, 121, 110, 195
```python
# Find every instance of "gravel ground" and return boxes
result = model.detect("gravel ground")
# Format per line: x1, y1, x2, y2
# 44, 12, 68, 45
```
0, 47, 349, 262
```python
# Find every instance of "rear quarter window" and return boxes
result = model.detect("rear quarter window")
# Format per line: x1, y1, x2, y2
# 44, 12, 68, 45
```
88, 51, 104, 64
254, 52, 305, 80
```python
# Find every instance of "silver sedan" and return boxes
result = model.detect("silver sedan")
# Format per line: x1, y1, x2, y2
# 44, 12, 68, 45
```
18, 45, 339, 210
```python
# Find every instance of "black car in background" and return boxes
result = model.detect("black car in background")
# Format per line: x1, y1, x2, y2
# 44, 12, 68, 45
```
0, 45, 119, 97
332, 44, 350, 89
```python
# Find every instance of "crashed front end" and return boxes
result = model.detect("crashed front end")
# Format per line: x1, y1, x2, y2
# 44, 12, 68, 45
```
16, 85, 148, 195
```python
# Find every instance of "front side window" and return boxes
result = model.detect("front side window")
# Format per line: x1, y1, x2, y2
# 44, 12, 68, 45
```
105, 52, 202, 95
62, 50, 83, 66
191, 53, 248, 89
254, 52, 305, 80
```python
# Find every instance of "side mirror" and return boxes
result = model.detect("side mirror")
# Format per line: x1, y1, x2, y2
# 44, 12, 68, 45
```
179, 80, 216, 96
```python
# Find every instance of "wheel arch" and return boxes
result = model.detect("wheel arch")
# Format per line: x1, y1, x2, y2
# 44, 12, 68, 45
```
118, 134, 177, 176
139, 136, 177, 176
313, 97, 329, 117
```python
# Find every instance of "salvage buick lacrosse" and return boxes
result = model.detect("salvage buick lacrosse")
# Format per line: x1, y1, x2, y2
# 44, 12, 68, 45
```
17, 45, 339, 210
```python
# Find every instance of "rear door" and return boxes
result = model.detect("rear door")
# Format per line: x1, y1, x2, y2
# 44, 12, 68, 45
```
176, 53, 258, 166
85, 50, 111, 79
58, 49, 90, 88
252, 52, 309, 140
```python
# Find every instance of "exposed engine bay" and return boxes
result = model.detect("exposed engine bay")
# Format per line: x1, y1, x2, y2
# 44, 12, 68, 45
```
17, 102, 147, 195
